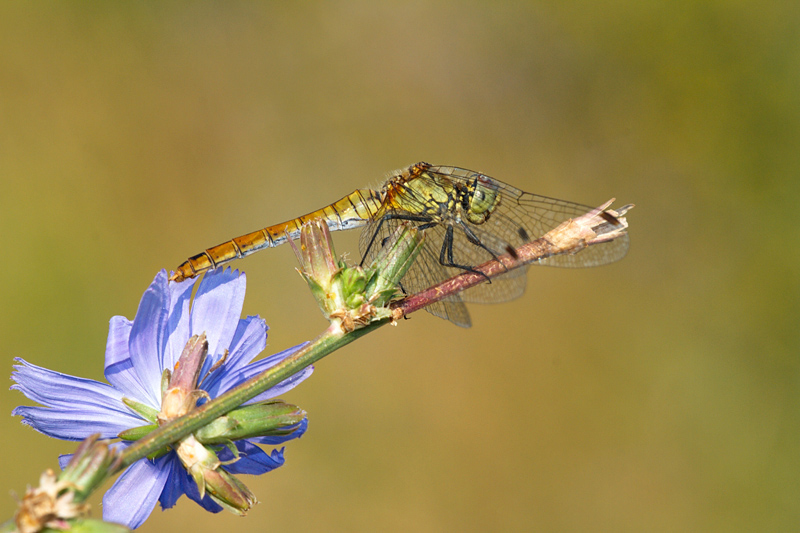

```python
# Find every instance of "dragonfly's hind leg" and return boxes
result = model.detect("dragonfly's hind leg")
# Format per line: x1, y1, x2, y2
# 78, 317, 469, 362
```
360, 212, 434, 266
456, 221, 511, 273
438, 225, 492, 283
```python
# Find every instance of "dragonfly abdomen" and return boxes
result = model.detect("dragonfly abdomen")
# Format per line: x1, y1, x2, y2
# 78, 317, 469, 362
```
170, 188, 383, 282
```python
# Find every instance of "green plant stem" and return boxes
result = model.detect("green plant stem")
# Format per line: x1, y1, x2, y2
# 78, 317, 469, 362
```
116, 320, 385, 471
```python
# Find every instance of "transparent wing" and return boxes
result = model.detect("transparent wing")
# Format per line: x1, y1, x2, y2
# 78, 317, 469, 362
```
359, 215, 472, 328
428, 165, 630, 268
447, 220, 528, 304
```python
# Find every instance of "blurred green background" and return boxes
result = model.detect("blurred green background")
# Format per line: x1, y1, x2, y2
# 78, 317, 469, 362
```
1, 2, 798, 531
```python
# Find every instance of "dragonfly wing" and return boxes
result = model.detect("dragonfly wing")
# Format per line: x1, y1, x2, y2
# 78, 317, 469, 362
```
515, 191, 631, 267
448, 221, 529, 304
359, 215, 472, 328
428, 166, 631, 268
426, 296, 472, 328
404, 227, 472, 327
537, 231, 630, 267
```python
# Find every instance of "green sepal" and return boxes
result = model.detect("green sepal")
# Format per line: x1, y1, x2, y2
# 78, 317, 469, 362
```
291, 219, 422, 327
188, 460, 208, 500
118, 423, 158, 441
213, 440, 240, 465
202, 467, 256, 515
298, 271, 328, 309
331, 266, 367, 309
121, 397, 159, 423
368, 287, 400, 308
118, 424, 172, 458
338, 266, 367, 295
146, 446, 172, 461
160, 368, 171, 400
59, 435, 116, 503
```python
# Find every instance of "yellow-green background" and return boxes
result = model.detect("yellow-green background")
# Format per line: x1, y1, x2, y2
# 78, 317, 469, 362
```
1, 2, 797, 531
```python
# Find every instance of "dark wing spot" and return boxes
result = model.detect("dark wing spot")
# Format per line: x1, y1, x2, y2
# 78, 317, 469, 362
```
505, 244, 519, 260
517, 227, 530, 242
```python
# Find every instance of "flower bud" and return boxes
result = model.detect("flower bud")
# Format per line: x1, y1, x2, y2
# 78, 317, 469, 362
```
195, 400, 306, 444
14, 436, 122, 533
59, 435, 116, 502
289, 219, 422, 330
159, 334, 208, 424
175, 435, 256, 515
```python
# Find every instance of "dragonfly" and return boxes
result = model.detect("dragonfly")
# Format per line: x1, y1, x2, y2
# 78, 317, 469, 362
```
171, 162, 631, 327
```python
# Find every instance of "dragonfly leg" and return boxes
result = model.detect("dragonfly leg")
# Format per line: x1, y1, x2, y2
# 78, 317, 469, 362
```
456, 221, 510, 272
439, 225, 492, 283
360, 212, 434, 266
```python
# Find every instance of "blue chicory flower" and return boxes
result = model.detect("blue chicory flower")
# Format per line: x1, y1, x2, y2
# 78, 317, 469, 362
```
11, 269, 312, 529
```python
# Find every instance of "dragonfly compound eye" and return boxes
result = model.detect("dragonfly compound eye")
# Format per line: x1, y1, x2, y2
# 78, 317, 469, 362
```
466, 177, 500, 224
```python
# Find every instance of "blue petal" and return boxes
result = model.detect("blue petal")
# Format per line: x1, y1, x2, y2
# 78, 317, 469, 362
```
128, 272, 170, 406
203, 342, 312, 401
103, 455, 172, 529
104, 316, 132, 368
190, 268, 245, 360
104, 358, 159, 411
162, 275, 198, 371
12, 358, 125, 409
247, 365, 313, 404
222, 441, 285, 475
217, 316, 268, 372
103, 317, 154, 402
180, 466, 224, 513
199, 315, 267, 388
13, 406, 137, 440
11, 359, 144, 434
59, 454, 73, 470
158, 454, 188, 510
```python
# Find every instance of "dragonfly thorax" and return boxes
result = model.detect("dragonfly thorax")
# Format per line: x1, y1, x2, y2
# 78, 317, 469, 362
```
383, 164, 502, 228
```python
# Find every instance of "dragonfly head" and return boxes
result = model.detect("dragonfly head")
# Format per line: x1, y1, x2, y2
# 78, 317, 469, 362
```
465, 175, 500, 224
